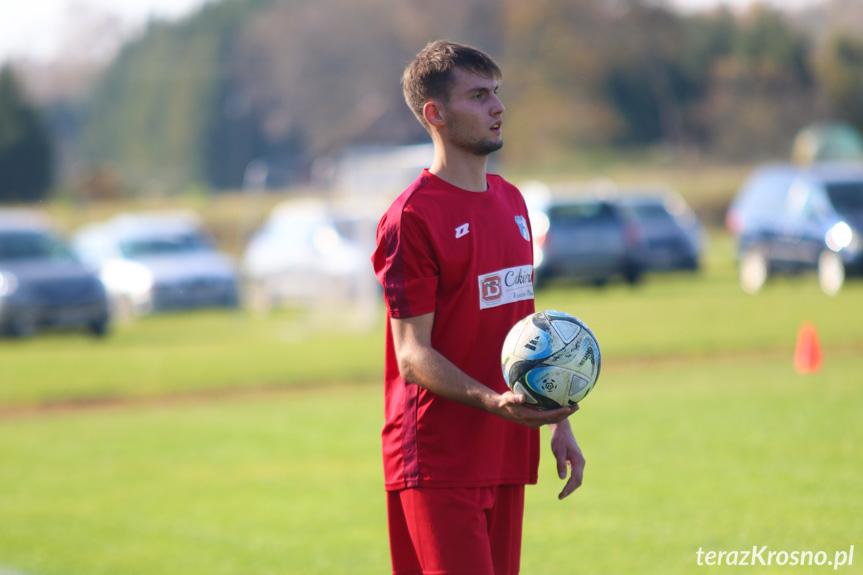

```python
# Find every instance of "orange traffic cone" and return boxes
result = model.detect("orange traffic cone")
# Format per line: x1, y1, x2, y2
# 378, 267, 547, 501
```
794, 321, 822, 375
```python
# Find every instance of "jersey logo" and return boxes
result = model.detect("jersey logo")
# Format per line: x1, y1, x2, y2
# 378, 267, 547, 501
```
455, 223, 470, 239
480, 275, 503, 303
515, 215, 530, 241
478, 265, 534, 310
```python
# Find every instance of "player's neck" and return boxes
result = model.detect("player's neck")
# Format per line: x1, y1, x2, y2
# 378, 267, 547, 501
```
428, 144, 489, 192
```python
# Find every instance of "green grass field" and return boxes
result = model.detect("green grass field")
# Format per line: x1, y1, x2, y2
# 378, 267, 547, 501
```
1, 234, 862, 574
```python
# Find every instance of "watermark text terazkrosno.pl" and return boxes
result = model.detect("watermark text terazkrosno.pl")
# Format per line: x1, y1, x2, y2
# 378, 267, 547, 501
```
696, 546, 854, 569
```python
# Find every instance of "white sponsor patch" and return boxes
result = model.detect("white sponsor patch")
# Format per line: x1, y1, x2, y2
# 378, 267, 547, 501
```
478, 265, 534, 310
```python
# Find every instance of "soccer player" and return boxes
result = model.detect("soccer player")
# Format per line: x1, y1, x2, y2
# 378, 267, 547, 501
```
371, 40, 585, 575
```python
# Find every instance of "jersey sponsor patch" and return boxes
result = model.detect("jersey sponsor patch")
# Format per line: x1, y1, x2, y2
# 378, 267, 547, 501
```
478, 265, 534, 310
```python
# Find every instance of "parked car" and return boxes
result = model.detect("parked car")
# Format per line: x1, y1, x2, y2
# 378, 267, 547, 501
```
531, 196, 643, 286
241, 198, 378, 311
72, 212, 240, 317
530, 191, 703, 287
726, 163, 863, 295
615, 192, 704, 273
0, 211, 110, 337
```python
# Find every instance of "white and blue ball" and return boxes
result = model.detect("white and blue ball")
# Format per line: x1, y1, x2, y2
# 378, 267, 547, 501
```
501, 310, 601, 410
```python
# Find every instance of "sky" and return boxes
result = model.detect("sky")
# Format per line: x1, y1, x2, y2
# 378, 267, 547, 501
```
0, 0, 823, 64
0, 0, 211, 63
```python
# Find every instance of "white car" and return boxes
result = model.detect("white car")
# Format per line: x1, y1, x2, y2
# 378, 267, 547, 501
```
242, 198, 378, 311
72, 212, 240, 318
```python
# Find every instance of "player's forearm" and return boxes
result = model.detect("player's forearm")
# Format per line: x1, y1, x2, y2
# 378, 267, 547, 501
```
392, 313, 502, 413
397, 342, 501, 412
399, 340, 577, 428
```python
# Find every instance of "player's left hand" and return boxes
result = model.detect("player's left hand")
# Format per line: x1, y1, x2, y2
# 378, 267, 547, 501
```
493, 390, 577, 428
550, 419, 585, 500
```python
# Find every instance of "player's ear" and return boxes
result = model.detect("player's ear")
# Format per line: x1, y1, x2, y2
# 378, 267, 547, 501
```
423, 100, 445, 128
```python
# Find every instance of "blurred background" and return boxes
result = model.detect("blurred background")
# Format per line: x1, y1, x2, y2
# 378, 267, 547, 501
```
1, 1, 862, 574
1, 0, 862, 328
1, 0, 861, 203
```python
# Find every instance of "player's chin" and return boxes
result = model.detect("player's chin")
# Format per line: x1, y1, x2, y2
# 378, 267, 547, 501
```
473, 138, 503, 156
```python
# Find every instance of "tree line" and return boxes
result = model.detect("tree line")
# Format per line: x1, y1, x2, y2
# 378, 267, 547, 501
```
2, 0, 863, 201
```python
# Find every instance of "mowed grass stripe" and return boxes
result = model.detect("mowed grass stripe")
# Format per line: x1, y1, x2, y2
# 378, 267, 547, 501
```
1, 270, 861, 408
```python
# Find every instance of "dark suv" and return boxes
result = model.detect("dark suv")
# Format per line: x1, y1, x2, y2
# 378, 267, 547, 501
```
726, 163, 863, 295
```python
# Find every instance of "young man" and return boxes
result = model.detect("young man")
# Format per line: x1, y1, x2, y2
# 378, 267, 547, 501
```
371, 40, 585, 575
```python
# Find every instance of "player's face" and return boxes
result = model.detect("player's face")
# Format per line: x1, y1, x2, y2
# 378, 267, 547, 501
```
442, 67, 504, 156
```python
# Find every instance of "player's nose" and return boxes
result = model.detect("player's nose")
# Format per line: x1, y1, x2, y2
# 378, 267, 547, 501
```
490, 93, 505, 115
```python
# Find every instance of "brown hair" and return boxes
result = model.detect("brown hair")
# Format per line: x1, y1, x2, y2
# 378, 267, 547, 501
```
402, 40, 502, 130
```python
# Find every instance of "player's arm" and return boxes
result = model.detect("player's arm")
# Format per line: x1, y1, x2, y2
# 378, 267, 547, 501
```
548, 418, 585, 500
391, 312, 577, 428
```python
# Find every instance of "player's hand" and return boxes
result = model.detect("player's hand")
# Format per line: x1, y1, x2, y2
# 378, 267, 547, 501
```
550, 420, 585, 500
495, 391, 578, 428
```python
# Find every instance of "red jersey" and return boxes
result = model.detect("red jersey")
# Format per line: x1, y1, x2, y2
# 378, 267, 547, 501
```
372, 169, 540, 491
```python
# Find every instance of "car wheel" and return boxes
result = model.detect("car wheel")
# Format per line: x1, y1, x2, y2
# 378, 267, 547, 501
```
244, 279, 272, 314
224, 287, 241, 309
532, 273, 544, 290
6, 312, 37, 338
623, 263, 643, 285
739, 248, 768, 294
110, 294, 137, 322
89, 316, 110, 337
817, 250, 844, 296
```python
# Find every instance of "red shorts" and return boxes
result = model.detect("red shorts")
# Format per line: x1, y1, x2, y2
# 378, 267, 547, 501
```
387, 484, 525, 575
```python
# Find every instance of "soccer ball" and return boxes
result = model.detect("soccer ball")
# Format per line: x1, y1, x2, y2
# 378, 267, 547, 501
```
501, 310, 601, 410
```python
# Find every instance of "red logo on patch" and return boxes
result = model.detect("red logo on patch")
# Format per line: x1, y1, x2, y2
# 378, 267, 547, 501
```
481, 275, 503, 303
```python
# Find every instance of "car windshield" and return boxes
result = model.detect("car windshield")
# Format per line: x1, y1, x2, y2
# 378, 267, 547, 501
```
620, 203, 674, 224
119, 233, 211, 258
825, 181, 863, 215
0, 231, 77, 262
549, 203, 614, 225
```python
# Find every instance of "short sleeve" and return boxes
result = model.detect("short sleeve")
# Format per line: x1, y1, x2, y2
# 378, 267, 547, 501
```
372, 205, 439, 318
